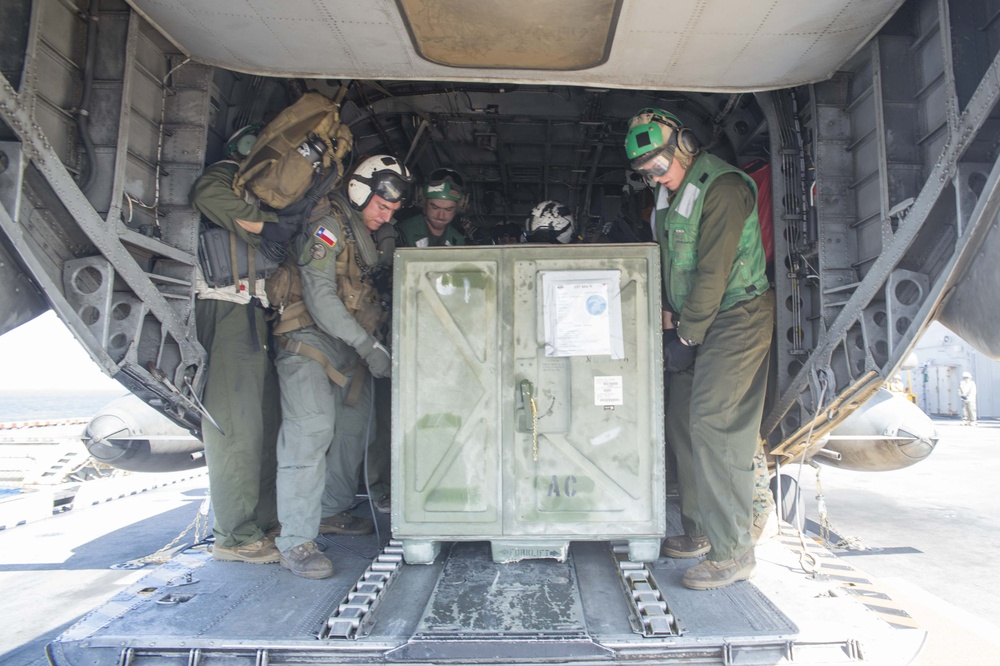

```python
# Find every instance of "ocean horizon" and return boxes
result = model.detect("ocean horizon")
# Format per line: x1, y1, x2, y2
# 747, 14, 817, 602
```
0, 388, 128, 422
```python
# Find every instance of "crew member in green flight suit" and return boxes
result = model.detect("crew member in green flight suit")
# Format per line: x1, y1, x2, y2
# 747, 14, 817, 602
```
397, 168, 467, 247
189, 125, 299, 565
625, 108, 774, 590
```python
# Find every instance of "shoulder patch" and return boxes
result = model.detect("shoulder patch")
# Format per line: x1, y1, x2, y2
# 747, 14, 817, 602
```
315, 225, 338, 247
310, 242, 328, 261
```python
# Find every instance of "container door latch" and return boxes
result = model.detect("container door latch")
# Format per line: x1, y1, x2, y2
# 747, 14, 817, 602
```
517, 379, 540, 461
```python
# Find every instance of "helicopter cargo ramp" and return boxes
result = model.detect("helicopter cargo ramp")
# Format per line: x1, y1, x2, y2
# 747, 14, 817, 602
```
46, 508, 924, 666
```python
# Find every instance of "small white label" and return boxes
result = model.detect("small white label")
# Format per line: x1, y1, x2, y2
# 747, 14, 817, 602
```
594, 376, 624, 406
677, 183, 701, 218
656, 185, 671, 210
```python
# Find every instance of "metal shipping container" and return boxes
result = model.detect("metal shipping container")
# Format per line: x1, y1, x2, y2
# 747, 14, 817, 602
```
918, 364, 961, 416
392, 244, 665, 564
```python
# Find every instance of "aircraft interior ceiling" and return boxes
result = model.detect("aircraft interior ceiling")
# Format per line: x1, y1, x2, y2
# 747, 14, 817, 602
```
0, 0, 999, 466
126, 0, 907, 92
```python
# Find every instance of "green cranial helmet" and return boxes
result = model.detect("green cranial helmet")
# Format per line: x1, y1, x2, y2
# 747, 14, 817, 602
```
423, 168, 466, 204
624, 108, 697, 170
224, 124, 262, 160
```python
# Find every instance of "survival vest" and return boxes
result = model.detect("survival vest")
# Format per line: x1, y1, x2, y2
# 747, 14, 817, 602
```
266, 195, 389, 341
233, 91, 353, 210
654, 152, 770, 315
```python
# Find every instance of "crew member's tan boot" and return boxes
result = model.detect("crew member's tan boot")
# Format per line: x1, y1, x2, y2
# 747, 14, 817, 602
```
319, 511, 374, 536
682, 548, 756, 590
280, 541, 334, 580
213, 537, 280, 564
661, 534, 711, 558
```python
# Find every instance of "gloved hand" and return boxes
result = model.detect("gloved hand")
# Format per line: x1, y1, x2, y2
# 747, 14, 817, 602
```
664, 335, 696, 373
357, 337, 391, 378
260, 216, 301, 244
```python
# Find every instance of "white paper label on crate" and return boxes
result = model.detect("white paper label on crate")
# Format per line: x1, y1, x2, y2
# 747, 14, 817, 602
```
594, 376, 624, 406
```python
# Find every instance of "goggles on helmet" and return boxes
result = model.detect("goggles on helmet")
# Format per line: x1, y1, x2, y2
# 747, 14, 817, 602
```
625, 108, 683, 180
359, 170, 412, 204
633, 152, 673, 179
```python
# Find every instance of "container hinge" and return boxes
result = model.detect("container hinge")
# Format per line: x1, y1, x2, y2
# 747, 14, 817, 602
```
612, 542, 682, 637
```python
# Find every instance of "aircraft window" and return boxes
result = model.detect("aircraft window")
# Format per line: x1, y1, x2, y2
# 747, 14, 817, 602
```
395, 0, 621, 70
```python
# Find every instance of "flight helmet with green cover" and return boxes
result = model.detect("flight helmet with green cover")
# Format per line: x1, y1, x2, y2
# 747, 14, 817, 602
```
624, 108, 700, 180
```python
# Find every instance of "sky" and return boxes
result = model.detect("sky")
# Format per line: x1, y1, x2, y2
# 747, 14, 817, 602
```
0, 311, 123, 392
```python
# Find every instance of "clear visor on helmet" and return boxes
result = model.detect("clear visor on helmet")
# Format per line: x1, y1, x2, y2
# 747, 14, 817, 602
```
634, 152, 673, 179
367, 171, 411, 204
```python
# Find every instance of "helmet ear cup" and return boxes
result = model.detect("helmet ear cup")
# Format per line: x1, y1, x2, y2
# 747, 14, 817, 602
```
674, 126, 700, 161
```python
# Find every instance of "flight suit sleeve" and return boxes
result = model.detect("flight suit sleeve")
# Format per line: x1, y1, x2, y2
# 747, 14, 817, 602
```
189, 162, 279, 246
297, 217, 372, 350
676, 173, 754, 344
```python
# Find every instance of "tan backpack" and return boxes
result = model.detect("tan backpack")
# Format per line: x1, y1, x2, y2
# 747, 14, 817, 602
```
232, 90, 353, 210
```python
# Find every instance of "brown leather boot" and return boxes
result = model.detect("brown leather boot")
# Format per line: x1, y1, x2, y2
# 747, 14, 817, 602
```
319, 511, 374, 536
213, 537, 280, 564
280, 541, 334, 580
681, 548, 756, 590
661, 534, 711, 558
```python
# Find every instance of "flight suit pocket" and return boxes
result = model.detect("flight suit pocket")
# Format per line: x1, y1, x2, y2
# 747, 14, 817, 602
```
667, 222, 698, 308
667, 226, 697, 267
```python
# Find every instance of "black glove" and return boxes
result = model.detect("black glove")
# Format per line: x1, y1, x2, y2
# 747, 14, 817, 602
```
664, 335, 696, 373
373, 222, 398, 255
260, 216, 302, 244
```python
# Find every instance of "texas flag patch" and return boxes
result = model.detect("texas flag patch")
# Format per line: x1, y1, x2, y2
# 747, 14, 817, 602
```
314, 226, 338, 247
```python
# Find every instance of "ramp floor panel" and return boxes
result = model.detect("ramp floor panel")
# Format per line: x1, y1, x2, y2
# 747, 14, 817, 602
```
415, 541, 587, 635
47, 504, 926, 665
648, 557, 798, 636
86, 534, 378, 642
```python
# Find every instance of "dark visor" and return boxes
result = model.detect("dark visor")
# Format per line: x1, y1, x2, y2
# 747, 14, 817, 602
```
362, 171, 412, 204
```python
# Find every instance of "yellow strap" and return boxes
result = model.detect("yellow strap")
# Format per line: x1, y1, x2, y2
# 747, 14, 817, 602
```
276, 336, 349, 388
272, 300, 315, 335
344, 363, 368, 408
